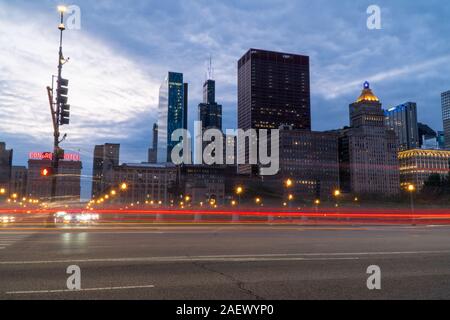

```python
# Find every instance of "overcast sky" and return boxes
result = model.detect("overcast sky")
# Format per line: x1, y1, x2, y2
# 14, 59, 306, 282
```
1, 0, 449, 199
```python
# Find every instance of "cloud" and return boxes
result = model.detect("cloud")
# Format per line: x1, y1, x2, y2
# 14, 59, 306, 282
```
0, 2, 160, 146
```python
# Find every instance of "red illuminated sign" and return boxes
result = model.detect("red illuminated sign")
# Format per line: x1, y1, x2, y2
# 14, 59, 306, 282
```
29, 152, 80, 162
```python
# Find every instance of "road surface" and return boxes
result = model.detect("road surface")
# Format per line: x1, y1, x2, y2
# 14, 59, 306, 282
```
1, 223, 450, 300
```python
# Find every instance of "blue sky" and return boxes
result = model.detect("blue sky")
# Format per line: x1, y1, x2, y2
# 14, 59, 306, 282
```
1, 0, 449, 199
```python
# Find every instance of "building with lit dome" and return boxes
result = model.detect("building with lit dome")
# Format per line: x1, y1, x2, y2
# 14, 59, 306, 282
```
338, 82, 400, 196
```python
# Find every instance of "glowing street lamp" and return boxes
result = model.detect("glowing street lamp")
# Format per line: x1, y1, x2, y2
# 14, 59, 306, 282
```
121, 183, 128, 191
235, 186, 244, 205
285, 179, 293, 188
111, 190, 117, 196
407, 184, 417, 224
0, 188, 6, 195
57, 5, 67, 13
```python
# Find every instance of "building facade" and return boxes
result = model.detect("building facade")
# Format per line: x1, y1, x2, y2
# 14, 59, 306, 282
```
0, 142, 13, 195
237, 49, 311, 174
442, 90, 450, 149
92, 143, 120, 198
278, 126, 340, 199
157, 72, 188, 163
27, 158, 82, 202
180, 165, 227, 206
339, 82, 400, 196
385, 102, 419, 151
10, 166, 28, 197
104, 163, 177, 205
398, 149, 450, 190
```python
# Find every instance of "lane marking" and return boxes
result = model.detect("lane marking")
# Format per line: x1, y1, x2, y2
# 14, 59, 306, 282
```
6, 285, 155, 295
1, 250, 449, 265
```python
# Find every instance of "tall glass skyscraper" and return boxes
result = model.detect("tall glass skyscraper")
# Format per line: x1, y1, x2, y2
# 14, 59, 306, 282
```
385, 102, 419, 151
157, 72, 188, 163
442, 90, 450, 150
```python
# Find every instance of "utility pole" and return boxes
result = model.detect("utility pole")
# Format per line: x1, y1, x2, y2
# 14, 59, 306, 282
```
46, 6, 71, 202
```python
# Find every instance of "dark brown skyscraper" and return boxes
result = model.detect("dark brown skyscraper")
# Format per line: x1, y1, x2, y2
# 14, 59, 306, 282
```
237, 49, 311, 175
238, 49, 311, 131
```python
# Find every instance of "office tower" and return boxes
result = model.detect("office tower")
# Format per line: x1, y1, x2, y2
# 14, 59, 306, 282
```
339, 82, 400, 196
157, 72, 188, 163
148, 123, 158, 164
238, 49, 311, 131
237, 49, 311, 174
399, 149, 450, 190
91, 143, 120, 198
10, 166, 28, 197
27, 155, 82, 201
442, 90, 450, 149
278, 126, 340, 199
199, 79, 222, 131
385, 102, 419, 151
0, 142, 13, 195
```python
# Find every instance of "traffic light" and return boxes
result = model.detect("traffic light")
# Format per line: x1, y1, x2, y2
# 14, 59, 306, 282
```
40, 167, 53, 177
57, 78, 70, 125
60, 104, 70, 125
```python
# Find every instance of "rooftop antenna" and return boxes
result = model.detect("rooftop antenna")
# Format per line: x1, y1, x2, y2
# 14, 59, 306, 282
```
207, 55, 214, 80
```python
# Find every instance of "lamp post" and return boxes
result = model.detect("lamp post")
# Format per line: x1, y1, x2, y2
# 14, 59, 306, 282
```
46, 5, 70, 202
407, 184, 416, 225
233, 186, 243, 222
284, 179, 294, 209
333, 189, 341, 215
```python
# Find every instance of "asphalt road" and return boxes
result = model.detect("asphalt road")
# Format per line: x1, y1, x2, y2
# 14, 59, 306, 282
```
1, 224, 450, 300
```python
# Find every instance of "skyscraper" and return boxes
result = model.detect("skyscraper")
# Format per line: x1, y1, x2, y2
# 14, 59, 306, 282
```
91, 143, 120, 198
237, 49, 311, 174
148, 123, 158, 164
385, 102, 419, 151
238, 49, 311, 131
199, 79, 222, 131
339, 82, 400, 196
442, 90, 450, 149
157, 72, 188, 163
0, 142, 13, 195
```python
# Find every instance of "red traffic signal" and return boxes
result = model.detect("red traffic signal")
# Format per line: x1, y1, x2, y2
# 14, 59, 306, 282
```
41, 167, 53, 177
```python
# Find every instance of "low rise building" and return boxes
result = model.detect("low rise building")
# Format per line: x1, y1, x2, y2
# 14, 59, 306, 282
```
398, 149, 450, 190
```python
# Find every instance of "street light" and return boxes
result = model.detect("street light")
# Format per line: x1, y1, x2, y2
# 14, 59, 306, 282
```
285, 179, 293, 188
0, 188, 6, 195
407, 184, 416, 225
235, 186, 244, 205
121, 183, 128, 191
57, 5, 67, 13
111, 190, 117, 196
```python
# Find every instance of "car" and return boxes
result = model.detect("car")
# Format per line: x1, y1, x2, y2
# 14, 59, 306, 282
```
54, 211, 100, 225
1, 215, 16, 224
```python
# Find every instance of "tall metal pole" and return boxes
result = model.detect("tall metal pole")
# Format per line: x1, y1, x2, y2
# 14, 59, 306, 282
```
50, 8, 66, 202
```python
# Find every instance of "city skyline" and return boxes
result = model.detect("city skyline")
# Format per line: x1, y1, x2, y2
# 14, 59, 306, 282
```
1, 0, 450, 199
